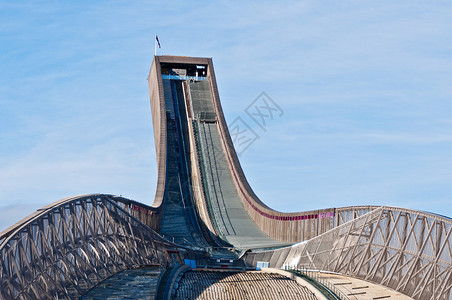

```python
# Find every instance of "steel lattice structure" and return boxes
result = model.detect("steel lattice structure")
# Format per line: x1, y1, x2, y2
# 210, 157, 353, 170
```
279, 207, 452, 299
0, 194, 174, 299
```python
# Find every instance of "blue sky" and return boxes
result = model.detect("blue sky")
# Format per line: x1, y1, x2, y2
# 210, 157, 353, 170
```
1, 1, 452, 232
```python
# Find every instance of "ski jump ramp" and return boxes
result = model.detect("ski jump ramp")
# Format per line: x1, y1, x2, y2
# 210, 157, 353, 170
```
1, 55, 450, 299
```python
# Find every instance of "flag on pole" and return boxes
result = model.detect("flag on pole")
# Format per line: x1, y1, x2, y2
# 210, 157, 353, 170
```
156, 35, 161, 48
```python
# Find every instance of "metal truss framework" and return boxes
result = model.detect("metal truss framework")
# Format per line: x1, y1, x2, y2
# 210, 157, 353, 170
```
0, 195, 174, 299
283, 207, 452, 300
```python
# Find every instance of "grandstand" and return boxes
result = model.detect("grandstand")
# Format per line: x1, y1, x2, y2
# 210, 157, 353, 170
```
172, 270, 319, 299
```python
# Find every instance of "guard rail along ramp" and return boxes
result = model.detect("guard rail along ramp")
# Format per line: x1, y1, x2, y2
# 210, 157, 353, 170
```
0, 194, 184, 299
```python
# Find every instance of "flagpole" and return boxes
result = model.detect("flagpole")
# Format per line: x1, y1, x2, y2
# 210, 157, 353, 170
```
154, 34, 157, 56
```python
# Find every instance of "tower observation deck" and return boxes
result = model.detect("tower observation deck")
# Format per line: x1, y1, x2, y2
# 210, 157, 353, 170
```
0, 55, 451, 299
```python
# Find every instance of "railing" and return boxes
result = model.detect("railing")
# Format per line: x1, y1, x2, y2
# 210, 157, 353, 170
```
191, 120, 229, 248
193, 120, 223, 239
109, 195, 161, 231
162, 74, 207, 81
284, 266, 350, 300
0, 194, 182, 299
